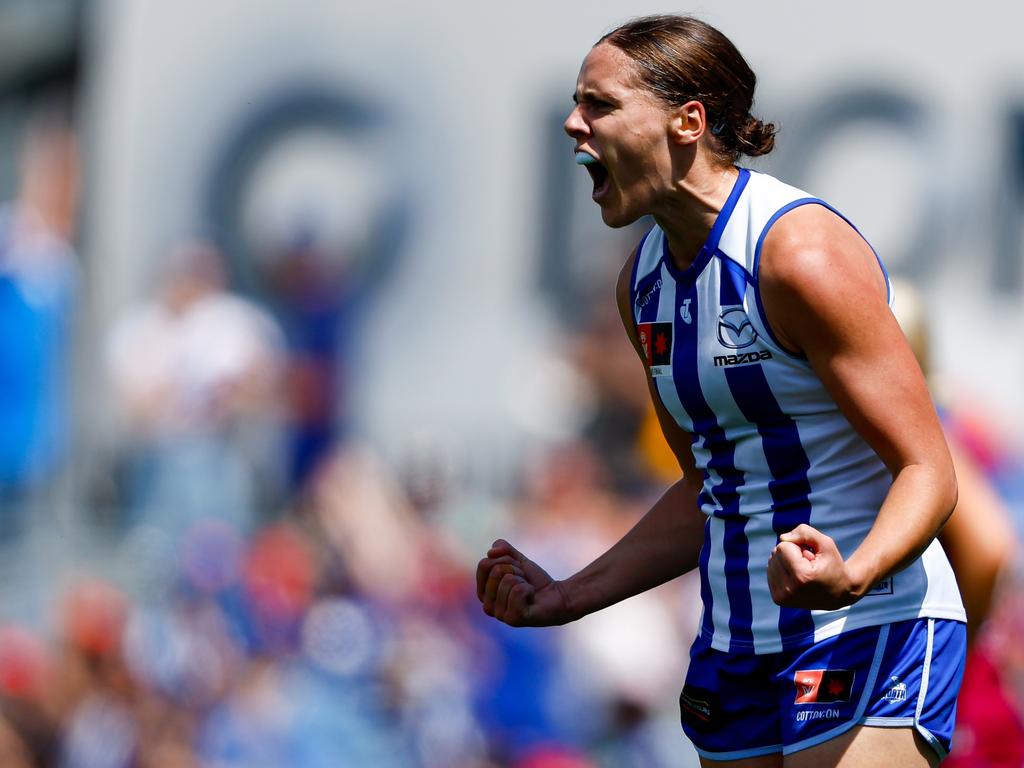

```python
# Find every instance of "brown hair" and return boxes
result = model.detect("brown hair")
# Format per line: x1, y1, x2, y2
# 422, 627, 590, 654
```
599, 15, 776, 163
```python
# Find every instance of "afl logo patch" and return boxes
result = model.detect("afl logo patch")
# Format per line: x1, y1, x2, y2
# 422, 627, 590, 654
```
717, 307, 757, 349
637, 321, 672, 377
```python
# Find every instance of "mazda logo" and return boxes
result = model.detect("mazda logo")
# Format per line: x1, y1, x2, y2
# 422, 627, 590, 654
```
717, 307, 757, 349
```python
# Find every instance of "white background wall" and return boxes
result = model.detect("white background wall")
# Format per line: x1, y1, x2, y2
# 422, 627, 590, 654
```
84, 0, 1024, 470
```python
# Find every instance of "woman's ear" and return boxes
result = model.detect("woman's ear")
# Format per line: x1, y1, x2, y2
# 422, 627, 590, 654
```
669, 100, 707, 146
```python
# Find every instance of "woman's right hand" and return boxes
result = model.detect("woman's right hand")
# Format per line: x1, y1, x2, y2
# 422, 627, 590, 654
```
476, 539, 573, 627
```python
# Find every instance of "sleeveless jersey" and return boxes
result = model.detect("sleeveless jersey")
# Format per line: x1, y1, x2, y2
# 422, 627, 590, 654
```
629, 168, 965, 655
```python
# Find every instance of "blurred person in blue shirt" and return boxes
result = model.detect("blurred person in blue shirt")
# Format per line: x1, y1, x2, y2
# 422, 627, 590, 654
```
0, 101, 79, 536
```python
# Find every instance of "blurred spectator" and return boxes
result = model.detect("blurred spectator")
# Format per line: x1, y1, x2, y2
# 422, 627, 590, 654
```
892, 278, 1024, 767
49, 579, 137, 768
571, 300, 658, 498
0, 695, 57, 768
0, 625, 56, 768
105, 241, 286, 536
0, 101, 79, 538
255, 231, 362, 495
310, 446, 450, 607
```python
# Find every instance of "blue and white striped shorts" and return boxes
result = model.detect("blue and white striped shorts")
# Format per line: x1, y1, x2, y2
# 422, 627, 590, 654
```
679, 617, 967, 761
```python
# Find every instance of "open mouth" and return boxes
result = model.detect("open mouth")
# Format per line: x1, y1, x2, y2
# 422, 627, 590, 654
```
575, 152, 610, 198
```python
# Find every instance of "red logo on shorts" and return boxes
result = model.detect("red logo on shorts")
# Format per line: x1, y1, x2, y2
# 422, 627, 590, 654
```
794, 669, 855, 704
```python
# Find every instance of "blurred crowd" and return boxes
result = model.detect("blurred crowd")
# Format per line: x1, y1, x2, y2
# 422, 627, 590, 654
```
0, 102, 710, 768
3, 90, 1024, 768
0, 227, 706, 767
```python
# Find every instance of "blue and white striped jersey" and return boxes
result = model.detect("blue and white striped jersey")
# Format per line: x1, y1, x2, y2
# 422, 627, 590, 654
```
630, 168, 965, 655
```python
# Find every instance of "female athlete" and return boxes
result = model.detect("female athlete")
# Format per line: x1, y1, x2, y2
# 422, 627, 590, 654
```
477, 15, 966, 768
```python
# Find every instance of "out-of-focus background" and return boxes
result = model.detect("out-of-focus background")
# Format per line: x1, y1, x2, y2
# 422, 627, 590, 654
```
1, 1, 1024, 766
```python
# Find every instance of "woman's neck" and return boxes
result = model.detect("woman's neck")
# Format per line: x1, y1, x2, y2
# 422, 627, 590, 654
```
653, 162, 739, 272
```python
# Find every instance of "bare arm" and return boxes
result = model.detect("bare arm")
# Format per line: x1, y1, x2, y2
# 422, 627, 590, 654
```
477, 248, 707, 626
761, 205, 957, 609
940, 440, 1016, 642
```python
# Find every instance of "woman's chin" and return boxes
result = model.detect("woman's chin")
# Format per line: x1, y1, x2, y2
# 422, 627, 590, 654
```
598, 200, 639, 229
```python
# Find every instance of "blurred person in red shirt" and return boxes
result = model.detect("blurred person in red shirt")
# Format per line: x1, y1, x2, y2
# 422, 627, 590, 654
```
0, 625, 57, 768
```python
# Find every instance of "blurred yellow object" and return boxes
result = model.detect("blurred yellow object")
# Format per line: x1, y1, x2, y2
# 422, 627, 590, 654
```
637, 405, 683, 483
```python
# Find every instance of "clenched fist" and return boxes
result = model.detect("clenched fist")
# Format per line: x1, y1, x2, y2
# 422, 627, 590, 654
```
476, 540, 573, 627
767, 524, 863, 610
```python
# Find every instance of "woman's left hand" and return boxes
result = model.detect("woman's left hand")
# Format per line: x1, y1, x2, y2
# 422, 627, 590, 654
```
767, 524, 866, 610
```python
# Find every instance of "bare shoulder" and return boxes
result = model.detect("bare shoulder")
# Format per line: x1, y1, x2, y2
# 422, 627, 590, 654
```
758, 203, 888, 354
760, 204, 885, 298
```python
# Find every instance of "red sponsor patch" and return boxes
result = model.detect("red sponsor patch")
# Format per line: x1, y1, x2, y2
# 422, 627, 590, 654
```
794, 669, 854, 704
637, 321, 672, 368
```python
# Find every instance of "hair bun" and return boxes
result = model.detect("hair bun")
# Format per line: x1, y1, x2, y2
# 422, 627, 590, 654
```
735, 116, 776, 157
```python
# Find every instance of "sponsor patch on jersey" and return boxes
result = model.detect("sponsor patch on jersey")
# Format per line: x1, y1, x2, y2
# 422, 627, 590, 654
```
713, 350, 773, 367
793, 669, 855, 704
717, 306, 758, 349
680, 684, 717, 726
882, 675, 908, 703
795, 707, 842, 722
635, 278, 663, 311
637, 321, 672, 376
864, 577, 894, 596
